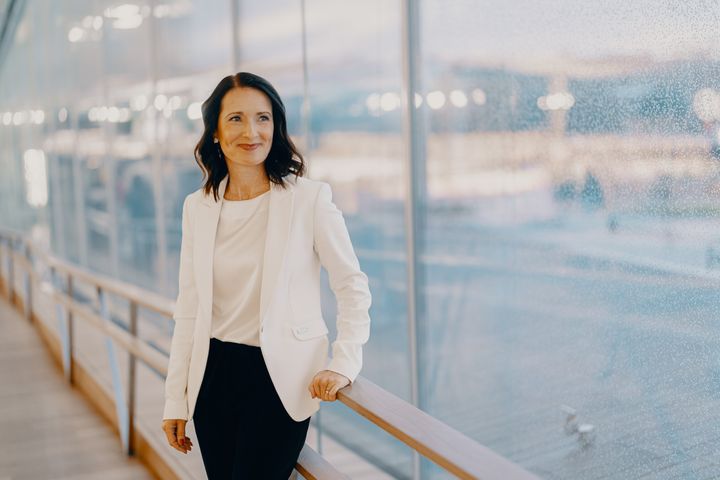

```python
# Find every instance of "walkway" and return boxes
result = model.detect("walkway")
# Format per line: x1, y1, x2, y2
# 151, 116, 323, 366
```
0, 296, 154, 480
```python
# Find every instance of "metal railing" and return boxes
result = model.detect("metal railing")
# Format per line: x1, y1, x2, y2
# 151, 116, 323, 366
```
0, 227, 540, 480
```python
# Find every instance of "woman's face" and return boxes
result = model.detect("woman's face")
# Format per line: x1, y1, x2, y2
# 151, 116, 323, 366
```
214, 87, 274, 168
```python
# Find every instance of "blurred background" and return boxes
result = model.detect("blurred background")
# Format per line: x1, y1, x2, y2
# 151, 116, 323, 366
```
2, 0, 720, 478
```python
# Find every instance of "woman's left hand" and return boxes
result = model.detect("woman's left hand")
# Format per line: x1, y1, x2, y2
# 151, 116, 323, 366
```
308, 370, 350, 401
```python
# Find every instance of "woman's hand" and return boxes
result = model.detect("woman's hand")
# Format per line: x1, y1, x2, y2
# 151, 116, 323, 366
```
308, 370, 351, 401
162, 418, 193, 454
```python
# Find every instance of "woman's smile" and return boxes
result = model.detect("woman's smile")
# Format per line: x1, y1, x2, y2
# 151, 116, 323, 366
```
239, 143, 260, 151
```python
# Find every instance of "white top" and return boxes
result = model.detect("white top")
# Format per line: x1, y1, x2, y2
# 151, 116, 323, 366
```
211, 190, 270, 346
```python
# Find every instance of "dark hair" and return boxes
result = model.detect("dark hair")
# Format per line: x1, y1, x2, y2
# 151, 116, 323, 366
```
194, 72, 305, 201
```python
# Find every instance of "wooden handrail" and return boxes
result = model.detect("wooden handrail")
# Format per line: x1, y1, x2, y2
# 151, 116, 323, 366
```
35, 248, 174, 317
0, 227, 540, 480
297, 445, 352, 480
337, 377, 535, 479
51, 289, 169, 374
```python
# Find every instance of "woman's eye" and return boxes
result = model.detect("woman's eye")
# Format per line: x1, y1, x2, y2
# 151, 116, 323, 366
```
230, 115, 241, 121
260, 115, 270, 121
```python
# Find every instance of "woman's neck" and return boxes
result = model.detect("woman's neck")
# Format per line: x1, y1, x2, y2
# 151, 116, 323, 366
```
224, 171, 270, 201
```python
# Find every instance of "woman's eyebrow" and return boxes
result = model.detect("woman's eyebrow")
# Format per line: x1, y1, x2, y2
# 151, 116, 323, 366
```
225, 111, 271, 117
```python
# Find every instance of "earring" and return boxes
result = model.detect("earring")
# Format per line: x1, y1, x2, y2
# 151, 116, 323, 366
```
213, 137, 219, 143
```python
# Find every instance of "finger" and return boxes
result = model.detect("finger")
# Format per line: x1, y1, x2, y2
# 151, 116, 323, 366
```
326, 379, 338, 399
312, 378, 322, 399
177, 422, 187, 451
164, 423, 190, 454
328, 383, 340, 401
331, 381, 343, 400
163, 424, 181, 452
321, 379, 333, 401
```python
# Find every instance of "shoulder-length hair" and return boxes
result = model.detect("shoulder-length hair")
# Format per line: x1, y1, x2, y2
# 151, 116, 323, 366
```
194, 72, 305, 201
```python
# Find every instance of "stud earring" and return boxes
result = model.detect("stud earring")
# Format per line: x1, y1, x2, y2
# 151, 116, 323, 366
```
213, 137, 219, 143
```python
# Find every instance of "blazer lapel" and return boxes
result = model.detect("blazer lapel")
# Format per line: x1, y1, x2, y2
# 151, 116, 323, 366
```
259, 177, 295, 324
196, 173, 295, 329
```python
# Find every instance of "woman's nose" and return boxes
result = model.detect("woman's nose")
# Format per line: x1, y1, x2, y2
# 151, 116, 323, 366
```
241, 120, 257, 138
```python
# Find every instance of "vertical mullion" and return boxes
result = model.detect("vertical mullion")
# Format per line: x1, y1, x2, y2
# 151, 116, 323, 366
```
299, 0, 323, 455
97, 0, 120, 280
147, 0, 168, 294
231, 0, 239, 71
300, 0, 312, 176
401, 0, 426, 478
128, 301, 139, 455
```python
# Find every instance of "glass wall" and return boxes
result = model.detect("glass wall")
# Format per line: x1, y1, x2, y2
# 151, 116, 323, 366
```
0, 0, 412, 477
4, 0, 720, 478
419, 1, 720, 479
302, 0, 413, 476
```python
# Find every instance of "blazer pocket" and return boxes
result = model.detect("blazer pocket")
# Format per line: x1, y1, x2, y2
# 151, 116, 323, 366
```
290, 320, 329, 340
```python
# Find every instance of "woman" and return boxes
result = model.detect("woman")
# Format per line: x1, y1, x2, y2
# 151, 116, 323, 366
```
160, 72, 372, 479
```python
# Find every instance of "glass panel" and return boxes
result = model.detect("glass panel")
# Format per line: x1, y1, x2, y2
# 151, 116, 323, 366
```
0, 0, 54, 232
420, 1, 720, 478
237, 0, 305, 138
303, 0, 413, 476
153, 0, 233, 296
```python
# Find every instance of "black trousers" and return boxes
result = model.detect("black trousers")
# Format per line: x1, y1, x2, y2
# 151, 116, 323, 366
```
193, 337, 311, 479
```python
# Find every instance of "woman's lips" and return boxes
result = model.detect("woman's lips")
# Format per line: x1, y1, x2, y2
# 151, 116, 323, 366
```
239, 144, 260, 151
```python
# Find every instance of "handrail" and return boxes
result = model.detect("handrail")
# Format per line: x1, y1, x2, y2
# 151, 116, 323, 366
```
338, 378, 535, 479
0, 227, 540, 480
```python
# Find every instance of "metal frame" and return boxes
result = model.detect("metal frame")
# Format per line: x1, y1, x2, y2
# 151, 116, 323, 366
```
97, 286, 132, 454
0, 0, 27, 70
146, 0, 169, 295
231, 0, 240, 71
52, 266, 74, 383
23, 242, 31, 321
401, 0, 427, 478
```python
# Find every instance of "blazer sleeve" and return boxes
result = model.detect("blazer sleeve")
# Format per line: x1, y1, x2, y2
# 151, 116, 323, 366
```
163, 194, 198, 420
313, 182, 372, 384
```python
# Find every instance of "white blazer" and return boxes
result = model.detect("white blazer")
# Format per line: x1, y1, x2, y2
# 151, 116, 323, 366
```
163, 173, 372, 422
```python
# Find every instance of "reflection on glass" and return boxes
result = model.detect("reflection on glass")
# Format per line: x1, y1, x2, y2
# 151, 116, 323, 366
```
420, 1, 720, 478
302, 0, 414, 476
23, 149, 48, 208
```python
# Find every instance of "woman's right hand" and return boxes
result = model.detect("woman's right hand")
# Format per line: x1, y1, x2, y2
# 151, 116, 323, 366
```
162, 418, 193, 454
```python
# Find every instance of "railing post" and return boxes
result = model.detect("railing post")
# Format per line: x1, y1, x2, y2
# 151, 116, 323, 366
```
0, 237, 5, 297
67, 274, 74, 384
23, 242, 33, 323
53, 266, 75, 384
317, 408, 324, 456
7, 236, 15, 305
97, 286, 131, 454
313, 408, 323, 455
128, 300, 138, 456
